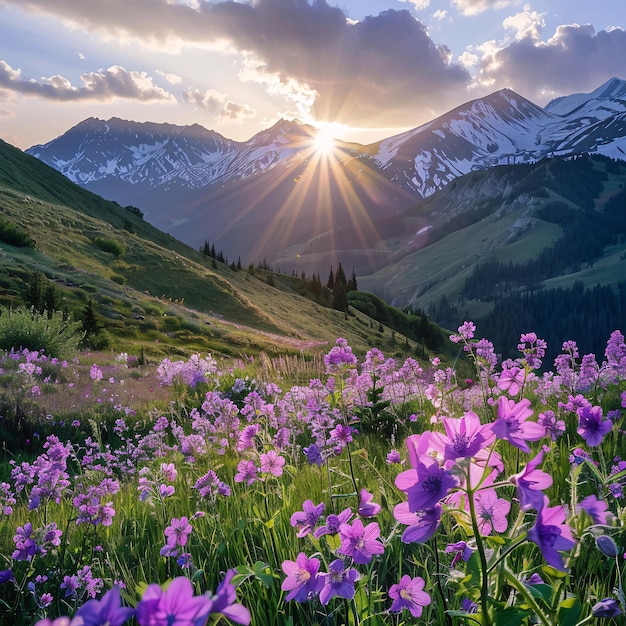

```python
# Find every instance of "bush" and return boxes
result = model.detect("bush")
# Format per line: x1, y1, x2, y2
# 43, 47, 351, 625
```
94, 236, 125, 258
0, 307, 83, 357
0, 216, 35, 248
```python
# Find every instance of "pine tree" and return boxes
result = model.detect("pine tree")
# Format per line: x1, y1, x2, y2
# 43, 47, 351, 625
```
82, 300, 99, 337
327, 267, 335, 290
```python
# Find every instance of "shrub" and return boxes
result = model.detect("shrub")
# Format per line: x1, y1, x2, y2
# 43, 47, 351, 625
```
94, 236, 125, 258
0, 216, 35, 248
110, 273, 126, 285
0, 306, 83, 357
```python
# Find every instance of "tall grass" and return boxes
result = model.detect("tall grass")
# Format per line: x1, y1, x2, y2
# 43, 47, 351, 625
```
1, 327, 625, 626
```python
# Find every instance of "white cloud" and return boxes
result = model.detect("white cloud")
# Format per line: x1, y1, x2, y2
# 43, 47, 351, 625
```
0, 61, 176, 102
156, 70, 182, 85
452, 0, 513, 16
502, 8, 545, 41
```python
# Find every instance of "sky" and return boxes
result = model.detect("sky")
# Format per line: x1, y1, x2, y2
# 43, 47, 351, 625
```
1, 0, 625, 150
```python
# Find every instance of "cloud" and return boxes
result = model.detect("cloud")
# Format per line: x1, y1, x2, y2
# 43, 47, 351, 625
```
156, 70, 182, 85
218, 100, 255, 122
0, 61, 176, 102
183, 87, 255, 122
398, 0, 431, 9
502, 8, 545, 41
4, 0, 470, 128
477, 24, 626, 100
452, 0, 514, 16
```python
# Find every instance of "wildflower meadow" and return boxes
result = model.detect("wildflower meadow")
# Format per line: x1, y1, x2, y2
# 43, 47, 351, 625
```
1, 324, 626, 625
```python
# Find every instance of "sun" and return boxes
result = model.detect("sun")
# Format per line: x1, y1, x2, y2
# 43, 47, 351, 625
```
311, 124, 337, 156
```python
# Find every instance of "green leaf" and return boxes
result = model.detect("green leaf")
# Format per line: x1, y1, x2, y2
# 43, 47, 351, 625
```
528, 583, 554, 603
494, 607, 531, 626
325, 534, 341, 551
556, 597, 582, 626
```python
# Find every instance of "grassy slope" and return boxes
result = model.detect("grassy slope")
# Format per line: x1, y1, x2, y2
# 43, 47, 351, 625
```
359, 157, 626, 319
0, 139, 439, 361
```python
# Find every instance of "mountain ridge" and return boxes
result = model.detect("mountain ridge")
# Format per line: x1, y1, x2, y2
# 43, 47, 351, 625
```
22, 77, 626, 268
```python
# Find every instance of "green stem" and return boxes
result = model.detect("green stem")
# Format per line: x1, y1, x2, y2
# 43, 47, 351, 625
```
466, 485, 493, 626
502, 567, 551, 626
432, 534, 453, 626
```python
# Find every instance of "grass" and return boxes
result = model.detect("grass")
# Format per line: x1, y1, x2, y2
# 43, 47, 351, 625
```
0, 138, 440, 365
1, 333, 625, 626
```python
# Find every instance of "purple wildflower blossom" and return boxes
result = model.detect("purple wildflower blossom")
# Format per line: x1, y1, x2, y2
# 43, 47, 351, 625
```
445, 541, 474, 567
338, 518, 385, 564
393, 502, 442, 544
497, 366, 525, 396
388, 575, 431, 618
234, 460, 260, 485
259, 450, 285, 477
396, 458, 457, 513
281, 553, 324, 602
434, 411, 494, 461
303, 444, 324, 466
577, 405, 612, 446
475, 489, 511, 535
135, 577, 213, 626
592, 598, 622, 618
204, 569, 250, 625
358, 489, 381, 517
492, 396, 545, 453
527, 496, 575, 572
74, 586, 134, 626
290, 500, 325, 538
577, 494, 609, 525
510, 450, 553, 511
319, 559, 360, 605
313, 508, 353, 538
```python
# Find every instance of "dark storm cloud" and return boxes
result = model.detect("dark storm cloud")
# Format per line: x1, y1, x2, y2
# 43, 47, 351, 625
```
480, 24, 626, 99
5, 0, 471, 126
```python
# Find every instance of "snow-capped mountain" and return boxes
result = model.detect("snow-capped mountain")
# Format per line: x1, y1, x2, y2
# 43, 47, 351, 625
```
24, 77, 626, 257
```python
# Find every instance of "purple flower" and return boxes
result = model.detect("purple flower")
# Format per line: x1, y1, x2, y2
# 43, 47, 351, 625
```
396, 458, 457, 513
74, 586, 134, 626
135, 577, 213, 626
388, 575, 431, 618
0, 569, 14, 585
319, 559, 360, 605
358, 489, 381, 517
290, 500, 325, 538
303, 444, 324, 466
492, 397, 545, 453
281, 553, 324, 602
386, 449, 402, 464
474, 489, 511, 535
577, 494, 609, 525
445, 541, 473, 567
205, 569, 250, 625
434, 411, 494, 461
577, 405, 612, 446
510, 450, 553, 512
497, 366, 525, 396
313, 508, 353, 538
338, 519, 385, 564
162, 516, 192, 556
259, 450, 285, 477
592, 598, 622, 618
234, 460, 260, 485
527, 496, 575, 572
393, 502, 442, 544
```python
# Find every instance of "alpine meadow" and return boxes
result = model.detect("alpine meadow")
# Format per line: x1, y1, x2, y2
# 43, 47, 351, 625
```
1, 1, 626, 625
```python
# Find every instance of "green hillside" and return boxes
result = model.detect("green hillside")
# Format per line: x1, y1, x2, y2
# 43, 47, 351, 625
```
359, 154, 626, 357
0, 138, 446, 362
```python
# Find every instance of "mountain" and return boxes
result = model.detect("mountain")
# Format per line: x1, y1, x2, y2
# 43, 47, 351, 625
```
0, 137, 441, 360
24, 77, 626, 272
